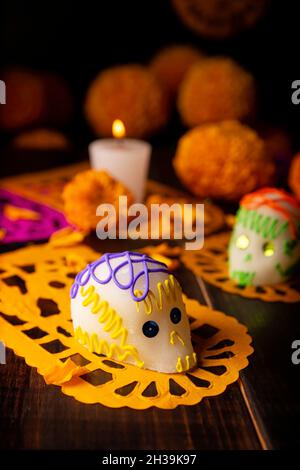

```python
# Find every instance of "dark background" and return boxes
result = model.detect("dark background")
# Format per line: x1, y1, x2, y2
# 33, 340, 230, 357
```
1, 0, 300, 164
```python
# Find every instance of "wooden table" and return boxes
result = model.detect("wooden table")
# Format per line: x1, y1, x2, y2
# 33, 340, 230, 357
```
0, 148, 300, 451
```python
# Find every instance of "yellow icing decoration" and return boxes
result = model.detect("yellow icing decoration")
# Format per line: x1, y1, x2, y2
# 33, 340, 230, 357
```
135, 274, 181, 315
176, 357, 183, 373
75, 326, 144, 368
170, 330, 185, 346
176, 352, 197, 373
79, 285, 144, 368
188, 353, 197, 370
80, 285, 126, 342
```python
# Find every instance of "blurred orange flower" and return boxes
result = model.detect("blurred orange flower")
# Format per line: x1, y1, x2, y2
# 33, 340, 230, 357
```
150, 45, 205, 98
85, 65, 169, 138
178, 57, 256, 127
173, 121, 275, 201
172, 0, 269, 39
62, 170, 134, 232
0, 68, 73, 131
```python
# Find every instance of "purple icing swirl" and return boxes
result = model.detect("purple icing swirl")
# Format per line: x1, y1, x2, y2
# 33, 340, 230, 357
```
70, 251, 169, 302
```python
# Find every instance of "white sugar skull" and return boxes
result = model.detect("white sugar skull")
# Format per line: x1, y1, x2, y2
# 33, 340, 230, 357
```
229, 188, 300, 286
71, 252, 196, 373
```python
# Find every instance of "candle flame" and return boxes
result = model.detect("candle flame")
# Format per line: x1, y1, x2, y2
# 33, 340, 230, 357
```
112, 119, 126, 139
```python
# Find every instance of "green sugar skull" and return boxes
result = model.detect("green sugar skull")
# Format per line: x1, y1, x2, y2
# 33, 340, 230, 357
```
229, 188, 300, 286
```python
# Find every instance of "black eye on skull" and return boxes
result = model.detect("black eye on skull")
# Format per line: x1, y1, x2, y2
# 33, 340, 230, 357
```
170, 307, 181, 324
142, 320, 159, 338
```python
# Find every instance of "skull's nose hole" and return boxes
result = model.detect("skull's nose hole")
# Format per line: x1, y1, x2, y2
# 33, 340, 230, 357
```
244, 253, 252, 263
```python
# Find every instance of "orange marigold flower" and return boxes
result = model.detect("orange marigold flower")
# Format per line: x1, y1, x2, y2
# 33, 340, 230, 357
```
150, 45, 205, 97
289, 153, 300, 201
172, 0, 269, 39
85, 65, 170, 138
178, 57, 256, 127
0, 68, 73, 131
0, 68, 45, 131
62, 170, 134, 232
173, 121, 275, 201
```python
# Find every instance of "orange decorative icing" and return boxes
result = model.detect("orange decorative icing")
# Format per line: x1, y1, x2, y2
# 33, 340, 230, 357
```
241, 188, 300, 239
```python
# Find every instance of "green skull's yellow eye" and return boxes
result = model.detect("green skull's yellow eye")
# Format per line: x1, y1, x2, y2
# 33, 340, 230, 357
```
236, 234, 250, 250
263, 241, 275, 257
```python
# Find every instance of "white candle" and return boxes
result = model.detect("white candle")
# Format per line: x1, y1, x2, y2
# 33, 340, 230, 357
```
89, 120, 151, 202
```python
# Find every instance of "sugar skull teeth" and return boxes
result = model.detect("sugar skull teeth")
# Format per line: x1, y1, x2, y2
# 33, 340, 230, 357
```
71, 251, 196, 373
176, 352, 198, 373
229, 188, 300, 286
